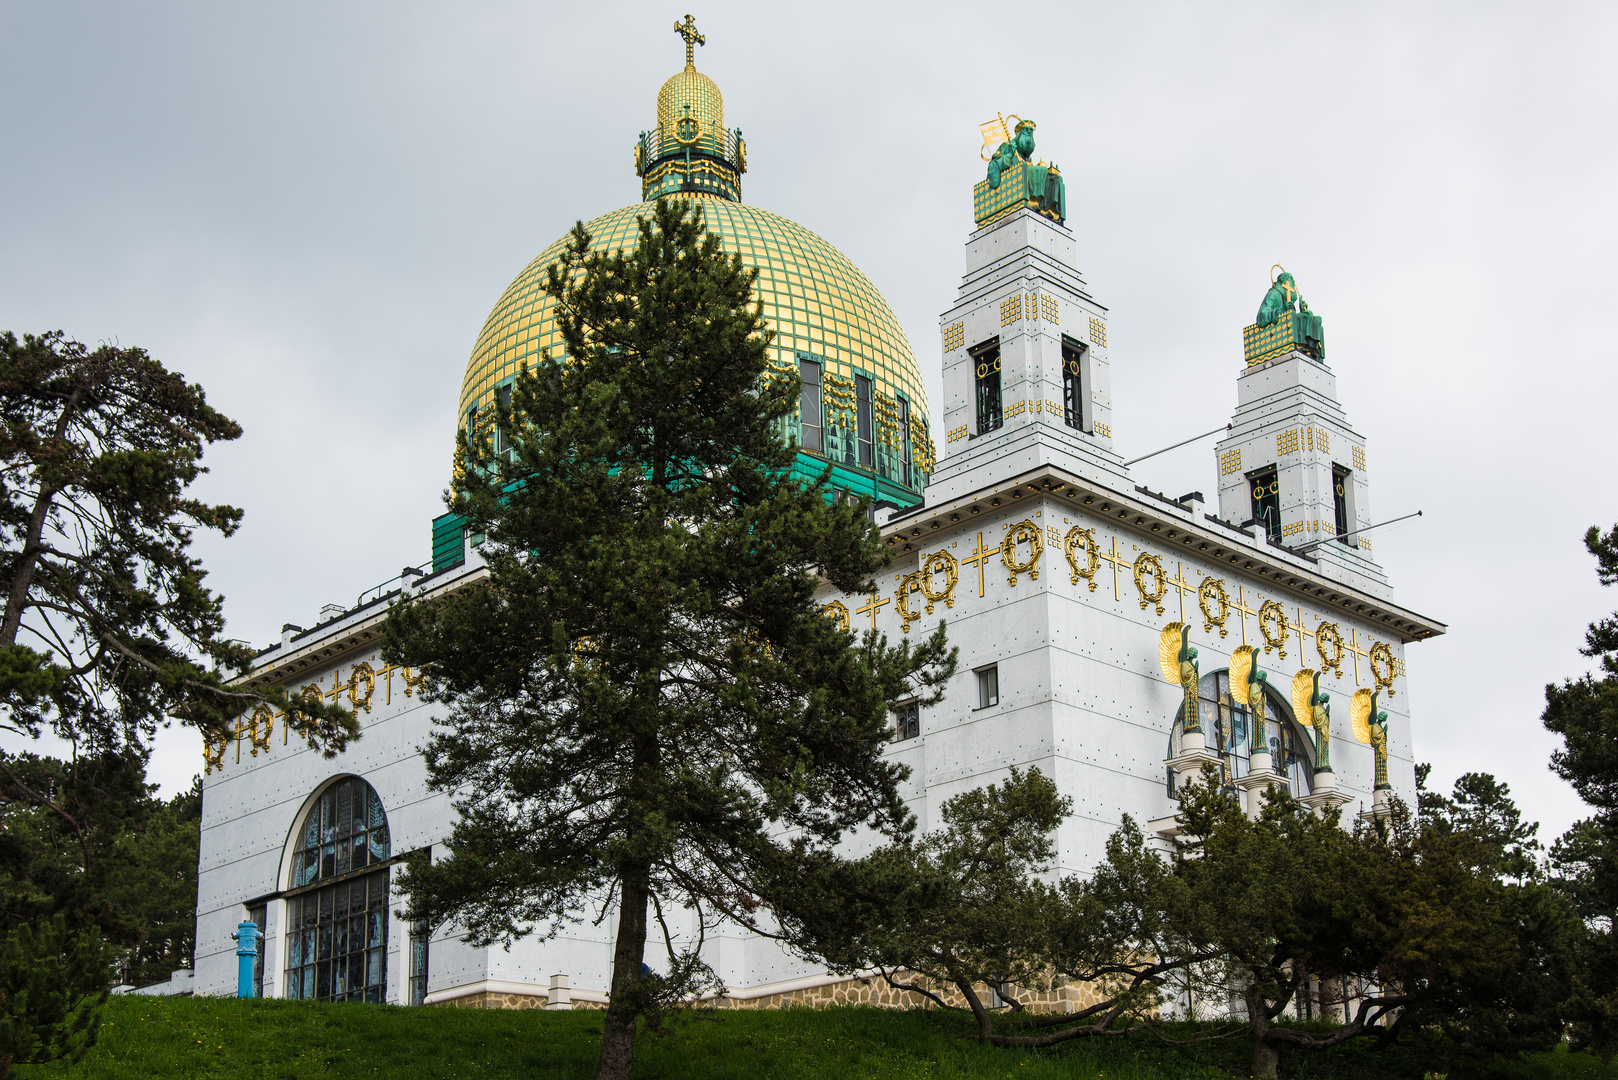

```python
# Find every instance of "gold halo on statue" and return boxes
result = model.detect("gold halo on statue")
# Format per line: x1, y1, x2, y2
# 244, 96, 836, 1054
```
1160, 623, 1187, 684
1292, 669, 1318, 727
1349, 688, 1375, 745
1271, 264, 1287, 285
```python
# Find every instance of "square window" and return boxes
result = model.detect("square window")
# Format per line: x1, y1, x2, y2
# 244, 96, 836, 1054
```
976, 666, 999, 709
894, 701, 920, 741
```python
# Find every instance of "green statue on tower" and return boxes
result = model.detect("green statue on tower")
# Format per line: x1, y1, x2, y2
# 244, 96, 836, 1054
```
985, 119, 1066, 222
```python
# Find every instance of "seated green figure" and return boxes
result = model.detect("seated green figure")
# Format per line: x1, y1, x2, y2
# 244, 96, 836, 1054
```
1255, 269, 1325, 357
987, 120, 1066, 222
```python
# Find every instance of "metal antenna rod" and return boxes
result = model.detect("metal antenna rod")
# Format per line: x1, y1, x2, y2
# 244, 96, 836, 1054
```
1293, 510, 1423, 554
1122, 424, 1232, 467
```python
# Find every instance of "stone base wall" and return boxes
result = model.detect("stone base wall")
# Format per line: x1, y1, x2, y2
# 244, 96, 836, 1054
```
718, 972, 1111, 1015
438, 990, 605, 1011
438, 972, 1118, 1015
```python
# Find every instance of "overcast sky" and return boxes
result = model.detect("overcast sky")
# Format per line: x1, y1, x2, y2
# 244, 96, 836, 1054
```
2, 2, 1614, 846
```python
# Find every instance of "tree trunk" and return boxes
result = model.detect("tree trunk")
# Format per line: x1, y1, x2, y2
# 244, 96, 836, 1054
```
950, 966, 995, 1043
1245, 982, 1280, 1080
595, 866, 650, 1080
0, 389, 81, 647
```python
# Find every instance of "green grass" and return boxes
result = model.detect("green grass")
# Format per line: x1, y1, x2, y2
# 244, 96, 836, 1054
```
12, 994, 1618, 1080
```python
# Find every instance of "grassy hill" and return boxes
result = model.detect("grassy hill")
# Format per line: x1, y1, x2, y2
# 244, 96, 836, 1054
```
14, 995, 1618, 1080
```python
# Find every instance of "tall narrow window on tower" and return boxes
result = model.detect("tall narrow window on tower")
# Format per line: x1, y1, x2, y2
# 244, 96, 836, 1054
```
494, 384, 513, 459
1061, 336, 1087, 431
1333, 464, 1352, 545
798, 357, 822, 452
897, 396, 912, 487
1248, 465, 1281, 544
855, 374, 873, 467
971, 340, 1003, 435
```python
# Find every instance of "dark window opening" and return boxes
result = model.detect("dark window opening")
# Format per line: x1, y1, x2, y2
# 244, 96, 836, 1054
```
1061, 337, 1086, 431
972, 340, 1002, 435
1333, 464, 1352, 546
409, 922, 430, 1006
855, 374, 873, 468
494, 384, 513, 458
1248, 465, 1281, 544
976, 665, 1000, 709
894, 701, 920, 741
897, 396, 912, 488
798, 358, 822, 452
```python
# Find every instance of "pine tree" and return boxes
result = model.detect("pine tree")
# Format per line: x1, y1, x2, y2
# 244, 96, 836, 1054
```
0, 332, 354, 754
383, 199, 955, 1080
1543, 523, 1618, 1055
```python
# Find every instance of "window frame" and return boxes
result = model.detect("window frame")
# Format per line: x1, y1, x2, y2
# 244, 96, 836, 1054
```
1167, 669, 1314, 797
1247, 465, 1281, 544
893, 700, 920, 741
970, 339, 1003, 436
1332, 463, 1353, 546
854, 372, 874, 468
1060, 336, 1089, 432
896, 394, 912, 488
975, 664, 1000, 709
797, 356, 823, 453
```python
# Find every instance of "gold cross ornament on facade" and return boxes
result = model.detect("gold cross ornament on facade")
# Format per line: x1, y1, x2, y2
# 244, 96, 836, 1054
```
674, 13, 705, 66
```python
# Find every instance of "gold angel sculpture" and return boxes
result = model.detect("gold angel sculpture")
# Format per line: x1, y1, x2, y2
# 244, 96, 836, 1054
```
1231, 645, 1271, 757
1291, 668, 1331, 774
1160, 622, 1200, 736
1350, 688, 1391, 791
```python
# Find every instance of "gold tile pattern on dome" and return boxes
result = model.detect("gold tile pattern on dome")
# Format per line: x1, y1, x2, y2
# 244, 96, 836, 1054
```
459, 194, 928, 475
658, 66, 724, 136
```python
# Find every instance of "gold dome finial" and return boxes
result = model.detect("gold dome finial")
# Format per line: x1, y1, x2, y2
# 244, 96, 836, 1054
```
673, 13, 705, 69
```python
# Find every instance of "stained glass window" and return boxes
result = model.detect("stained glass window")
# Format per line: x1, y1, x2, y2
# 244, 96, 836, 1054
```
1169, 670, 1314, 797
285, 777, 392, 1004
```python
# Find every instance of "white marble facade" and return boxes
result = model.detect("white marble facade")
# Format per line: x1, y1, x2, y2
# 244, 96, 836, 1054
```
194, 207, 1443, 1006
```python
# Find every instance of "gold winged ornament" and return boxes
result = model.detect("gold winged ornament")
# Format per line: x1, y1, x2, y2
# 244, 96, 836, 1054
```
1160, 623, 1200, 736
1229, 646, 1255, 708
1293, 668, 1331, 772
1349, 689, 1375, 746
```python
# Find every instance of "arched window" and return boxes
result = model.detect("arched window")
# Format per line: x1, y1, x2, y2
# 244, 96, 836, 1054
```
284, 776, 391, 1003
1169, 669, 1314, 796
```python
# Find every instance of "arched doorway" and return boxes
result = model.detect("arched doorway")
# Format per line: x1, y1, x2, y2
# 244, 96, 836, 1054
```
1168, 668, 1315, 796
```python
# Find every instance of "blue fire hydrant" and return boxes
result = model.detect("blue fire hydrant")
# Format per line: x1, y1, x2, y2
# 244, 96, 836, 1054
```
232, 921, 261, 998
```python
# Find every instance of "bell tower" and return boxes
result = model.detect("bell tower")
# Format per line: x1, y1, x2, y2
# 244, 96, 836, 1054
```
926, 115, 1128, 503
1213, 268, 1389, 598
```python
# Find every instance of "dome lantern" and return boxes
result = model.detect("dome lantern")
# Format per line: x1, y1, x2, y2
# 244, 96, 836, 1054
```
637, 15, 745, 203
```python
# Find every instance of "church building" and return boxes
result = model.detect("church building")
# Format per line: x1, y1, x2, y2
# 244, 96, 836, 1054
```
193, 21, 1444, 1008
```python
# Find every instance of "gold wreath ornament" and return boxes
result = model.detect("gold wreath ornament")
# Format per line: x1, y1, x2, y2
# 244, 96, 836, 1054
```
1134, 553, 1166, 616
1349, 688, 1375, 745
920, 550, 959, 612
895, 572, 923, 633
1229, 646, 1255, 707
1258, 600, 1289, 659
1292, 668, 1319, 728
1199, 578, 1231, 638
820, 600, 850, 632
1064, 525, 1100, 591
1159, 623, 1187, 684
1315, 622, 1344, 677
1001, 520, 1043, 585
1369, 641, 1397, 696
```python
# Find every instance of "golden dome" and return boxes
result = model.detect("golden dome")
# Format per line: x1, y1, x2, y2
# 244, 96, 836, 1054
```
459, 195, 930, 489
657, 64, 724, 139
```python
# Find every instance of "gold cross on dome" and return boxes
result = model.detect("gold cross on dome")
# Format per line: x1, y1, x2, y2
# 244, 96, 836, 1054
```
674, 14, 705, 66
